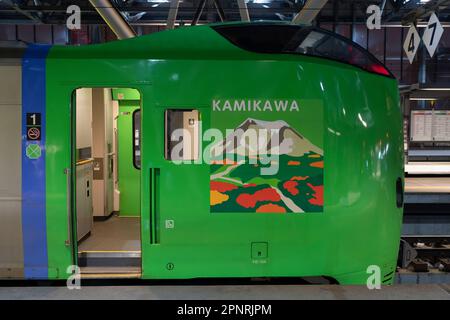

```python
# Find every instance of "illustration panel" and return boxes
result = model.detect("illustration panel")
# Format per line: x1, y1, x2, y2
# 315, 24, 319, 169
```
210, 100, 323, 213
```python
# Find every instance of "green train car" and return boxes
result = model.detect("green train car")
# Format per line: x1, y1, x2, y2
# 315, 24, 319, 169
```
0, 22, 403, 284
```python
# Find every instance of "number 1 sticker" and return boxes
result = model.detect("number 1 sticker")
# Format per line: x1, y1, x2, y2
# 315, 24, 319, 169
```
404, 25, 421, 64
26, 113, 41, 126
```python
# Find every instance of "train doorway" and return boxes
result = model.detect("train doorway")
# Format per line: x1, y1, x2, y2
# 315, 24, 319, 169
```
73, 88, 142, 278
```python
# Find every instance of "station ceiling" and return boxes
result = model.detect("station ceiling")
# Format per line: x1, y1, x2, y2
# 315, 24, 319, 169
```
1, 0, 450, 26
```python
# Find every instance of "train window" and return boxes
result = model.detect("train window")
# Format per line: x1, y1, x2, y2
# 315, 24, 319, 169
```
213, 24, 299, 53
292, 30, 391, 77
213, 24, 393, 78
133, 109, 141, 169
165, 109, 200, 162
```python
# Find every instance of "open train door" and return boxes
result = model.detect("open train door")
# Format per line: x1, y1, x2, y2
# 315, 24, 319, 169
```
70, 87, 142, 279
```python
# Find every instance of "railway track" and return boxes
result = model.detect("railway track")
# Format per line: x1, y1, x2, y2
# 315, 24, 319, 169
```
399, 236, 450, 273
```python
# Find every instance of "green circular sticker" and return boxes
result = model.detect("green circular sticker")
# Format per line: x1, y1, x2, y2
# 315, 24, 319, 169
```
26, 144, 42, 160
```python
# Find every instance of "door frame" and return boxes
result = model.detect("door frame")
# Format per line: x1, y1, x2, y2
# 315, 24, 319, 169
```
69, 85, 146, 275
69, 89, 79, 266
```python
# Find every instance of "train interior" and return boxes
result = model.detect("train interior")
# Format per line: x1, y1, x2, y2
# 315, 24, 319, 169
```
74, 88, 141, 277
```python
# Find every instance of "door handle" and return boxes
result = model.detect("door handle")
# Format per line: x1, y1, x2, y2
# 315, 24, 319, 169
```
64, 168, 72, 247
149, 168, 160, 244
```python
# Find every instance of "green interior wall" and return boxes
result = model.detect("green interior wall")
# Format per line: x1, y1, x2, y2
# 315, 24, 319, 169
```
113, 89, 141, 217
112, 88, 141, 101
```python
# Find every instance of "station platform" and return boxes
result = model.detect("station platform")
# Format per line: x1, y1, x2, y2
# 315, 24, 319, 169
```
0, 284, 449, 300
405, 177, 450, 194
404, 177, 450, 206
405, 162, 450, 175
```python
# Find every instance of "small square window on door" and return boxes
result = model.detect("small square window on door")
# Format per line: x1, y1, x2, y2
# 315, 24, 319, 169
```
165, 109, 200, 161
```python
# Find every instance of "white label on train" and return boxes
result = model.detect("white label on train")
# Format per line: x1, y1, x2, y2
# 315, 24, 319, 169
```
212, 100, 300, 112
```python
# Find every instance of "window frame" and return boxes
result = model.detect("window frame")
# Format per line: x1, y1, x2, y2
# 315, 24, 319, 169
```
164, 108, 200, 162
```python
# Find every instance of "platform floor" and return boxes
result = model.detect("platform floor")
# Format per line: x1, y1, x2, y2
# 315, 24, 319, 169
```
405, 162, 450, 175
78, 215, 140, 252
405, 177, 450, 193
0, 284, 449, 300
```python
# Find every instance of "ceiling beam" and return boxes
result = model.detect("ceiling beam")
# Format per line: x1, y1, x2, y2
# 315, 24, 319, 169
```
191, 0, 208, 26
89, 0, 136, 39
213, 0, 226, 22
237, 0, 250, 22
2, 0, 42, 23
292, 0, 328, 25
167, 0, 181, 29
402, 0, 450, 25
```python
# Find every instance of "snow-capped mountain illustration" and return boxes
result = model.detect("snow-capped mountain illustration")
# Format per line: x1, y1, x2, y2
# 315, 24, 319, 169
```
210, 118, 323, 158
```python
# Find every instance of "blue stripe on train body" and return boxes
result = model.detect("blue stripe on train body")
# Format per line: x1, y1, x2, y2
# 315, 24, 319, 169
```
22, 44, 51, 279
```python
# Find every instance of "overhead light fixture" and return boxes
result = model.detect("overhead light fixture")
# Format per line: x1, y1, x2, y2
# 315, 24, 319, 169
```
410, 98, 438, 101
246, 0, 273, 3
146, 0, 184, 2
381, 24, 450, 27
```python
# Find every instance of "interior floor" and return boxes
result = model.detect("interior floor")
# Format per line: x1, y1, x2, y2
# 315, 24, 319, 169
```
78, 215, 140, 252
